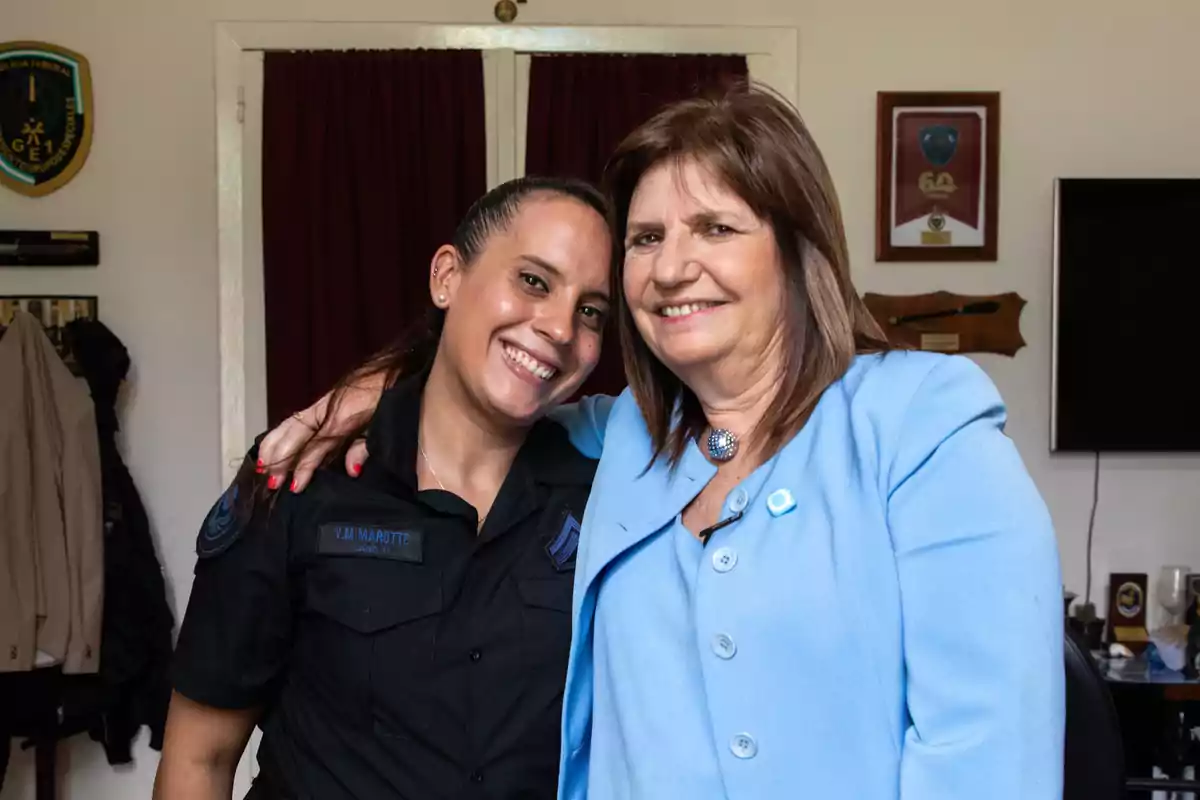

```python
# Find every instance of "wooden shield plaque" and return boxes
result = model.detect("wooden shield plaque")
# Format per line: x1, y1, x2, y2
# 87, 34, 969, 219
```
862, 290, 1026, 356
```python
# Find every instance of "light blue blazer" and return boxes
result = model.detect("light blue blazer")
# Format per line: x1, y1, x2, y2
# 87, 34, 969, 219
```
551, 351, 1064, 799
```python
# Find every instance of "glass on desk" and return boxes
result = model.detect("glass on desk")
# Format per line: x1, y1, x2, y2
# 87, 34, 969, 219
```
1158, 565, 1192, 627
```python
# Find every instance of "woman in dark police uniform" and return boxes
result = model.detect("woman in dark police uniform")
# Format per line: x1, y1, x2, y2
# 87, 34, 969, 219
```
152, 176, 614, 800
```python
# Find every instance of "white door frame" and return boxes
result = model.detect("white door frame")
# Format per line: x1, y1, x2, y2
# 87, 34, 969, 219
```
213, 19, 798, 480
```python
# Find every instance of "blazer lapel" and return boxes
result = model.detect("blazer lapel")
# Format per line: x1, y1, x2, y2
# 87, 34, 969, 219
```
577, 442, 714, 595
563, 431, 715, 762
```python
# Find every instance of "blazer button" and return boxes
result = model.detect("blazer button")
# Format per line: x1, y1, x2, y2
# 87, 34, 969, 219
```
711, 547, 738, 573
730, 733, 758, 759
711, 633, 737, 660
728, 488, 749, 513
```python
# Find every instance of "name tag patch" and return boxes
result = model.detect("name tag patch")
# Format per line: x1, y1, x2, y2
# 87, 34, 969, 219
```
318, 523, 423, 563
545, 512, 580, 572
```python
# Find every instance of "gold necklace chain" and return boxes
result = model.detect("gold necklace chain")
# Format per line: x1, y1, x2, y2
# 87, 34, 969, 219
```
417, 439, 447, 491
418, 439, 487, 530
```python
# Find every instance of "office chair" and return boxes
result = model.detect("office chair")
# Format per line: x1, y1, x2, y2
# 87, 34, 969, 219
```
1064, 624, 1127, 799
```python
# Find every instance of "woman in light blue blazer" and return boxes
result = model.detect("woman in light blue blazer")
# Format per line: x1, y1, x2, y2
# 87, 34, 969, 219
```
260, 84, 1064, 799
545, 86, 1063, 800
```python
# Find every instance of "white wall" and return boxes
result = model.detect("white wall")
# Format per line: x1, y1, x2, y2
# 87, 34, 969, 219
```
3, 0, 1198, 796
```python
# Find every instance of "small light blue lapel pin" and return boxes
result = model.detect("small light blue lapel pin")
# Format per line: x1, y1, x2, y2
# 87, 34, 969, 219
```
766, 488, 796, 517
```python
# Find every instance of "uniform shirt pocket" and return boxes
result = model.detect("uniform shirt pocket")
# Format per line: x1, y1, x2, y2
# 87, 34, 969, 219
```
516, 576, 573, 613
306, 557, 442, 632
298, 557, 444, 734
515, 574, 574, 682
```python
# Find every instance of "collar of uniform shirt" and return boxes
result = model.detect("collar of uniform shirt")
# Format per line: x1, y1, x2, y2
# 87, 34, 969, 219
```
365, 370, 598, 495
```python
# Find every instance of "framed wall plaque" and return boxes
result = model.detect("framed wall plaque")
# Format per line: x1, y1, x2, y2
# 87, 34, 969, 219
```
876, 91, 999, 262
0, 229, 99, 266
0, 41, 94, 197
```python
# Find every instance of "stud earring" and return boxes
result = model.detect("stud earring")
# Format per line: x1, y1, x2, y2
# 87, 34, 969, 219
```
437, 294, 446, 304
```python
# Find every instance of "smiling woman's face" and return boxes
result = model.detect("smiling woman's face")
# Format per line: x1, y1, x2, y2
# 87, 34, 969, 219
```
622, 158, 787, 380
437, 193, 612, 425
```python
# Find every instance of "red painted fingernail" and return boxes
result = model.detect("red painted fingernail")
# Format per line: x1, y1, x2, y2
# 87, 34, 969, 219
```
256, 458, 264, 468
267, 475, 279, 490
290, 479, 299, 492
351, 463, 362, 476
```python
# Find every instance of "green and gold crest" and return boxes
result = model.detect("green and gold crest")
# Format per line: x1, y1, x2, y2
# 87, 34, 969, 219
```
0, 41, 93, 197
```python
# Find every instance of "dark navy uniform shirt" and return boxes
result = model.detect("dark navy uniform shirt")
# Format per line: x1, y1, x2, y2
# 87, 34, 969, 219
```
171, 373, 596, 799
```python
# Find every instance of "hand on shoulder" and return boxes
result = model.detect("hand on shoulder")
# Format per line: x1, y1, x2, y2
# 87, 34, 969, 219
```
258, 380, 382, 493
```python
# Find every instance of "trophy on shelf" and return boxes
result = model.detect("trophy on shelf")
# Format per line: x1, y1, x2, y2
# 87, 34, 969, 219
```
1107, 573, 1150, 654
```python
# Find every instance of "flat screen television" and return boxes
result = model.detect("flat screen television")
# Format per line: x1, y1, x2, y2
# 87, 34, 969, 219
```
1051, 177, 1200, 452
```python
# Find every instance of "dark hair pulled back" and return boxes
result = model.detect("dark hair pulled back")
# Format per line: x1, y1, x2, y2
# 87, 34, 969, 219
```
241, 175, 607, 505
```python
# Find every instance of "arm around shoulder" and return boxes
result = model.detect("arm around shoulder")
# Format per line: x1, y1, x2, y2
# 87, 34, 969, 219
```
548, 392, 620, 459
886, 356, 1064, 799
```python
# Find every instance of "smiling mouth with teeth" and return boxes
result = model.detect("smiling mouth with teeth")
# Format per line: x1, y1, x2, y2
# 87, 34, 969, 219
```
659, 301, 721, 318
503, 344, 558, 381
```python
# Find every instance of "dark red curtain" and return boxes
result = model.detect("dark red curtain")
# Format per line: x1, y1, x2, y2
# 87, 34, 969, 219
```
262, 49, 486, 425
525, 54, 748, 399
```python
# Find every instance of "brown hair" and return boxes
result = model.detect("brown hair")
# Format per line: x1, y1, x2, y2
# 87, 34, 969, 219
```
602, 81, 891, 466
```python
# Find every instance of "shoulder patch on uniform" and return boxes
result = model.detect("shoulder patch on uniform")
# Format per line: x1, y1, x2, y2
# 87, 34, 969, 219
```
545, 510, 581, 572
196, 481, 251, 559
